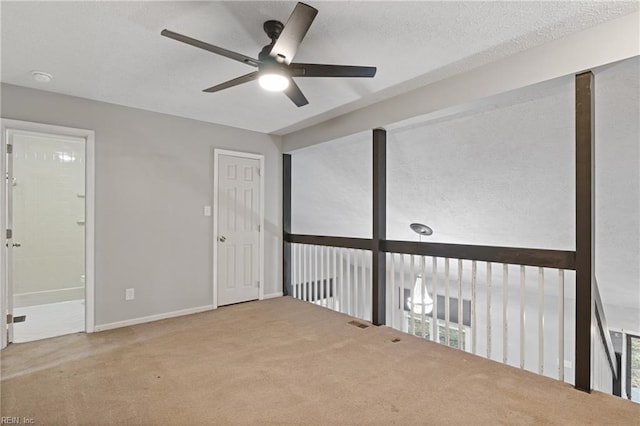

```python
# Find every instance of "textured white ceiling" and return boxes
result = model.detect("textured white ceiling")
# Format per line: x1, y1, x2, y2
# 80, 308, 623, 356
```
291, 57, 640, 330
1, 1, 638, 134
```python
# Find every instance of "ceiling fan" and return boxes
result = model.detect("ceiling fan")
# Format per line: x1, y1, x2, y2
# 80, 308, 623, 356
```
161, 2, 377, 107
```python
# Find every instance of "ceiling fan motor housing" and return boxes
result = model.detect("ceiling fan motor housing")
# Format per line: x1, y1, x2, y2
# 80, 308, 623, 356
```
263, 20, 284, 41
260, 20, 287, 64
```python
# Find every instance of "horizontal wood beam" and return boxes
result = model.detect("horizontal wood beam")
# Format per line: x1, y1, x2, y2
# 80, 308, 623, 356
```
382, 240, 575, 270
285, 233, 575, 270
285, 233, 373, 251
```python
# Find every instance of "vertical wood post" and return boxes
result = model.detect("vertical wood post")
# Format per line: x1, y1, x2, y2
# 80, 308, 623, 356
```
283, 154, 292, 296
372, 128, 387, 325
575, 71, 594, 393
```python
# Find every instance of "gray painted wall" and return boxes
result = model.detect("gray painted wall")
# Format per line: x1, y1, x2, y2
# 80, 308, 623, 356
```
1, 83, 283, 326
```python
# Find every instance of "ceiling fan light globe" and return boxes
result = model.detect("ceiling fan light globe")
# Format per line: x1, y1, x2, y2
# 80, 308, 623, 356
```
259, 73, 289, 92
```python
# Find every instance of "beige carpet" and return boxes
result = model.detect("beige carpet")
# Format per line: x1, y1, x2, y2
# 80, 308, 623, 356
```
1, 296, 639, 425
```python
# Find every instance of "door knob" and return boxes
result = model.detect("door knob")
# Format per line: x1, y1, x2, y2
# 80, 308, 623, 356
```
13, 242, 21, 247
219, 236, 226, 243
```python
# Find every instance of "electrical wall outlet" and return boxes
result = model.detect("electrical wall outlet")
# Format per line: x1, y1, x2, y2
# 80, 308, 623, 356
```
125, 288, 135, 301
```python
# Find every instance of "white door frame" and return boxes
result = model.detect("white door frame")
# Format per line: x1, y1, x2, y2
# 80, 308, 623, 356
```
212, 149, 264, 308
0, 119, 95, 348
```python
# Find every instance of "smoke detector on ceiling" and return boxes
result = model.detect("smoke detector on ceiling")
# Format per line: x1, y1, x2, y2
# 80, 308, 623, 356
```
31, 71, 53, 83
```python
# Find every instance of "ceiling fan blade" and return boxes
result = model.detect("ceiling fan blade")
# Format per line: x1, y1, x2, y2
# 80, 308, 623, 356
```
284, 79, 309, 107
269, 3, 318, 65
161, 29, 260, 67
290, 63, 377, 78
202, 71, 259, 93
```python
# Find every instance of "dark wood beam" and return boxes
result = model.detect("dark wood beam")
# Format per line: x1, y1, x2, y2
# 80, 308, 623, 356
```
372, 128, 387, 326
283, 154, 292, 296
381, 240, 576, 270
285, 233, 576, 270
284, 234, 372, 251
574, 70, 594, 393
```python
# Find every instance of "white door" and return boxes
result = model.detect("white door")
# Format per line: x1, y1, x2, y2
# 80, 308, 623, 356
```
216, 152, 261, 306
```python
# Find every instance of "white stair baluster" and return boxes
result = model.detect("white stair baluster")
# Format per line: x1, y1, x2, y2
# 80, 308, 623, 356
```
538, 267, 545, 375
390, 253, 396, 329
445, 258, 451, 346
303, 245, 308, 301
471, 260, 477, 354
347, 249, 353, 316
420, 256, 427, 339
432, 257, 439, 343
503, 264, 509, 364
487, 262, 492, 359
400, 254, 407, 333
313, 245, 318, 304
409, 255, 415, 335
458, 260, 464, 351
354, 250, 359, 318
558, 269, 565, 381
292, 244, 297, 299
520, 265, 526, 369
338, 248, 346, 313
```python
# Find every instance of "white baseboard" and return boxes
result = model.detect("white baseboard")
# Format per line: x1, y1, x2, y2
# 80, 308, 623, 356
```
14, 286, 84, 308
94, 304, 215, 332
263, 292, 283, 300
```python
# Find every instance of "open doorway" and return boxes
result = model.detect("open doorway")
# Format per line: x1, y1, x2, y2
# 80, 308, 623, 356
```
1, 120, 94, 347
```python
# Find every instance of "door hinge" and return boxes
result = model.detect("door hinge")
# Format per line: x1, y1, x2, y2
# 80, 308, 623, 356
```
257, 167, 260, 177
6, 314, 12, 324
258, 224, 261, 232
6, 229, 12, 239
256, 281, 260, 288
6, 144, 12, 154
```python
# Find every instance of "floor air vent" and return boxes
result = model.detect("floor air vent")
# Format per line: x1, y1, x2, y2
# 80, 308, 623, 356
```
348, 320, 369, 329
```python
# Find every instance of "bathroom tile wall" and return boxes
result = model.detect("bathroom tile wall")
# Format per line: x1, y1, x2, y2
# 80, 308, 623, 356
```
12, 133, 85, 306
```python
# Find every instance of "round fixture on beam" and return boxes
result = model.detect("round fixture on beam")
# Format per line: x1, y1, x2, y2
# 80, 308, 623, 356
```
31, 71, 53, 83
410, 223, 433, 236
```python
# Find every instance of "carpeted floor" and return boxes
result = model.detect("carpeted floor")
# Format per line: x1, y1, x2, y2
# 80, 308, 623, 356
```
1, 296, 639, 425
